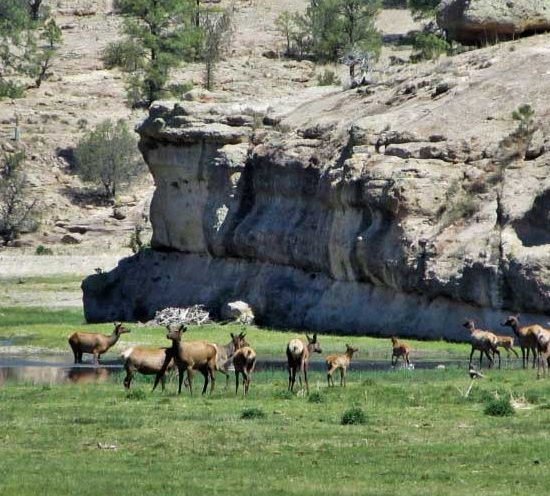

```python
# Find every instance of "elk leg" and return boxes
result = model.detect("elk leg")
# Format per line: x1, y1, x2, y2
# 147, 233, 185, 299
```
340, 368, 344, 387
123, 366, 132, 390
532, 348, 538, 369
469, 347, 475, 368
235, 371, 240, 395
288, 365, 293, 392
493, 349, 501, 369
510, 347, 519, 358
243, 370, 250, 396
161, 374, 166, 392
479, 349, 483, 368
177, 367, 185, 394
302, 362, 309, 394
200, 369, 209, 395
209, 368, 215, 395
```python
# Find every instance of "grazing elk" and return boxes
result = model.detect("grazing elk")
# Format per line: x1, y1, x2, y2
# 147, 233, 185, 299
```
68, 323, 130, 365
326, 344, 359, 387
121, 346, 175, 390
390, 337, 411, 367
501, 315, 539, 368
463, 320, 500, 369
286, 334, 322, 394
233, 345, 257, 395
153, 325, 217, 395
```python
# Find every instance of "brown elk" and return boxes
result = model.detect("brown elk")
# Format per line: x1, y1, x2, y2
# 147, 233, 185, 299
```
215, 332, 249, 388
286, 334, 322, 394
68, 323, 130, 364
463, 320, 500, 369
121, 346, 175, 390
493, 335, 519, 359
325, 344, 359, 387
501, 315, 539, 368
233, 346, 257, 395
390, 337, 411, 367
533, 327, 550, 379
153, 325, 217, 395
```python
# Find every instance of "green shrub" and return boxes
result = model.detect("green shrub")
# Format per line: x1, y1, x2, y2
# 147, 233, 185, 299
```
411, 32, 450, 61
317, 69, 340, 86
103, 39, 144, 72
74, 119, 145, 198
126, 389, 146, 401
341, 406, 367, 425
241, 407, 266, 419
0, 80, 25, 99
484, 397, 515, 417
35, 245, 53, 255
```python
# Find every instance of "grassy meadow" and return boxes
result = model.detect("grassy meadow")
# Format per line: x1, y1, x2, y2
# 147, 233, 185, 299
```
2, 300, 550, 494
2, 367, 550, 495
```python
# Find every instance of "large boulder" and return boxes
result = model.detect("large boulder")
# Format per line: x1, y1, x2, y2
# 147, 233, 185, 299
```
437, 0, 550, 44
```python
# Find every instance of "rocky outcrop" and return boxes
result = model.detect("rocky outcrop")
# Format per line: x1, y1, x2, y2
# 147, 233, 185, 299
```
438, 0, 550, 44
83, 38, 550, 339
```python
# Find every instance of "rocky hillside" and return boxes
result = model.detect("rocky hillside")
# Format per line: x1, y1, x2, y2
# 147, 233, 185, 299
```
84, 33, 550, 339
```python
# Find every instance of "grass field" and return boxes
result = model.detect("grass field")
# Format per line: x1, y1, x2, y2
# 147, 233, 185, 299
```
2, 305, 550, 495
2, 367, 550, 495
0, 306, 471, 360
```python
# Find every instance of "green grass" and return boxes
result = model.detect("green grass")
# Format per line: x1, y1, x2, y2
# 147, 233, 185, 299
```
2, 368, 550, 495
0, 306, 471, 360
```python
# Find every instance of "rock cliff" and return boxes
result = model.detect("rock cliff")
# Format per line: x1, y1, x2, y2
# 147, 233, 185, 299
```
83, 36, 550, 339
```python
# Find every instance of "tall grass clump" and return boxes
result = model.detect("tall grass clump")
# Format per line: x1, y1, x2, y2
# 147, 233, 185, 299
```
341, 406, 367, 425
484, 397, 515, 417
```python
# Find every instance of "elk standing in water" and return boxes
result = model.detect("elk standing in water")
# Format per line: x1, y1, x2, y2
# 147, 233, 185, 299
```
325, 344, 359, 387
68, 323, 130, 365
501, 315, 539, 369
463, 320, 500, 369
390, 337, 411, 367
286, 334, 322, 394
153, 325, 217, 395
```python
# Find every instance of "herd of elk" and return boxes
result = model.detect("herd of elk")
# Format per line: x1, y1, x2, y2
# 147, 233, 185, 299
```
66, 313, 550, 396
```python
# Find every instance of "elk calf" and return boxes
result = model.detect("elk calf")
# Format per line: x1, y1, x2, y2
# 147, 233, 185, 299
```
286, 334, 322, 394
533, 328, 550, 379
493, 335, 519, 359
390, 337, 411, 367
153, 325, 217, 395
326, 344, 358, 387
215, 332, 248, 388
233, 346, 256, 395
121, 346, 174, 390
68, 323, 130, 365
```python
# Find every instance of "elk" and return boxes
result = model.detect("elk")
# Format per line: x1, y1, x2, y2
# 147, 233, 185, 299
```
121, 346, 175, 390
390, 336, 411, 367
286, 333, 322, 394
68, 323, 130, 364
233, 346, 257, 395
501, 315, 539, 368
215, 332, 249, 388
153, 325, 217, 395
493, 335, 519, 359
533, 327, 550, 378
463, 320, 500, 369
325, 344, 359, 387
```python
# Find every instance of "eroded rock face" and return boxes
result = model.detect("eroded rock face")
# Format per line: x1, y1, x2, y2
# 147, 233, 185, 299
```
83, 38, 550, 338
438, 0, 550, 44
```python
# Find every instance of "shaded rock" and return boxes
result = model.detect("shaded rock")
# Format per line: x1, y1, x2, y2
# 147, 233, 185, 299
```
61, 233, 83, 244
438, 0, 550, 44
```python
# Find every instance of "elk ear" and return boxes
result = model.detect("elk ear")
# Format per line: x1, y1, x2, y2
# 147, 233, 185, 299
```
179, 324, 187, 333
306, 334, 312, 342
241, 332, 247, 339
313, 333, 318, 342
230, 333, 235, 338
166, 325, 171, 331
114, 322, 121, 329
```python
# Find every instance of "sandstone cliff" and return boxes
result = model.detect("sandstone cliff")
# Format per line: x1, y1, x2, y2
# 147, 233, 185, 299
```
83, 36, 550, 340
